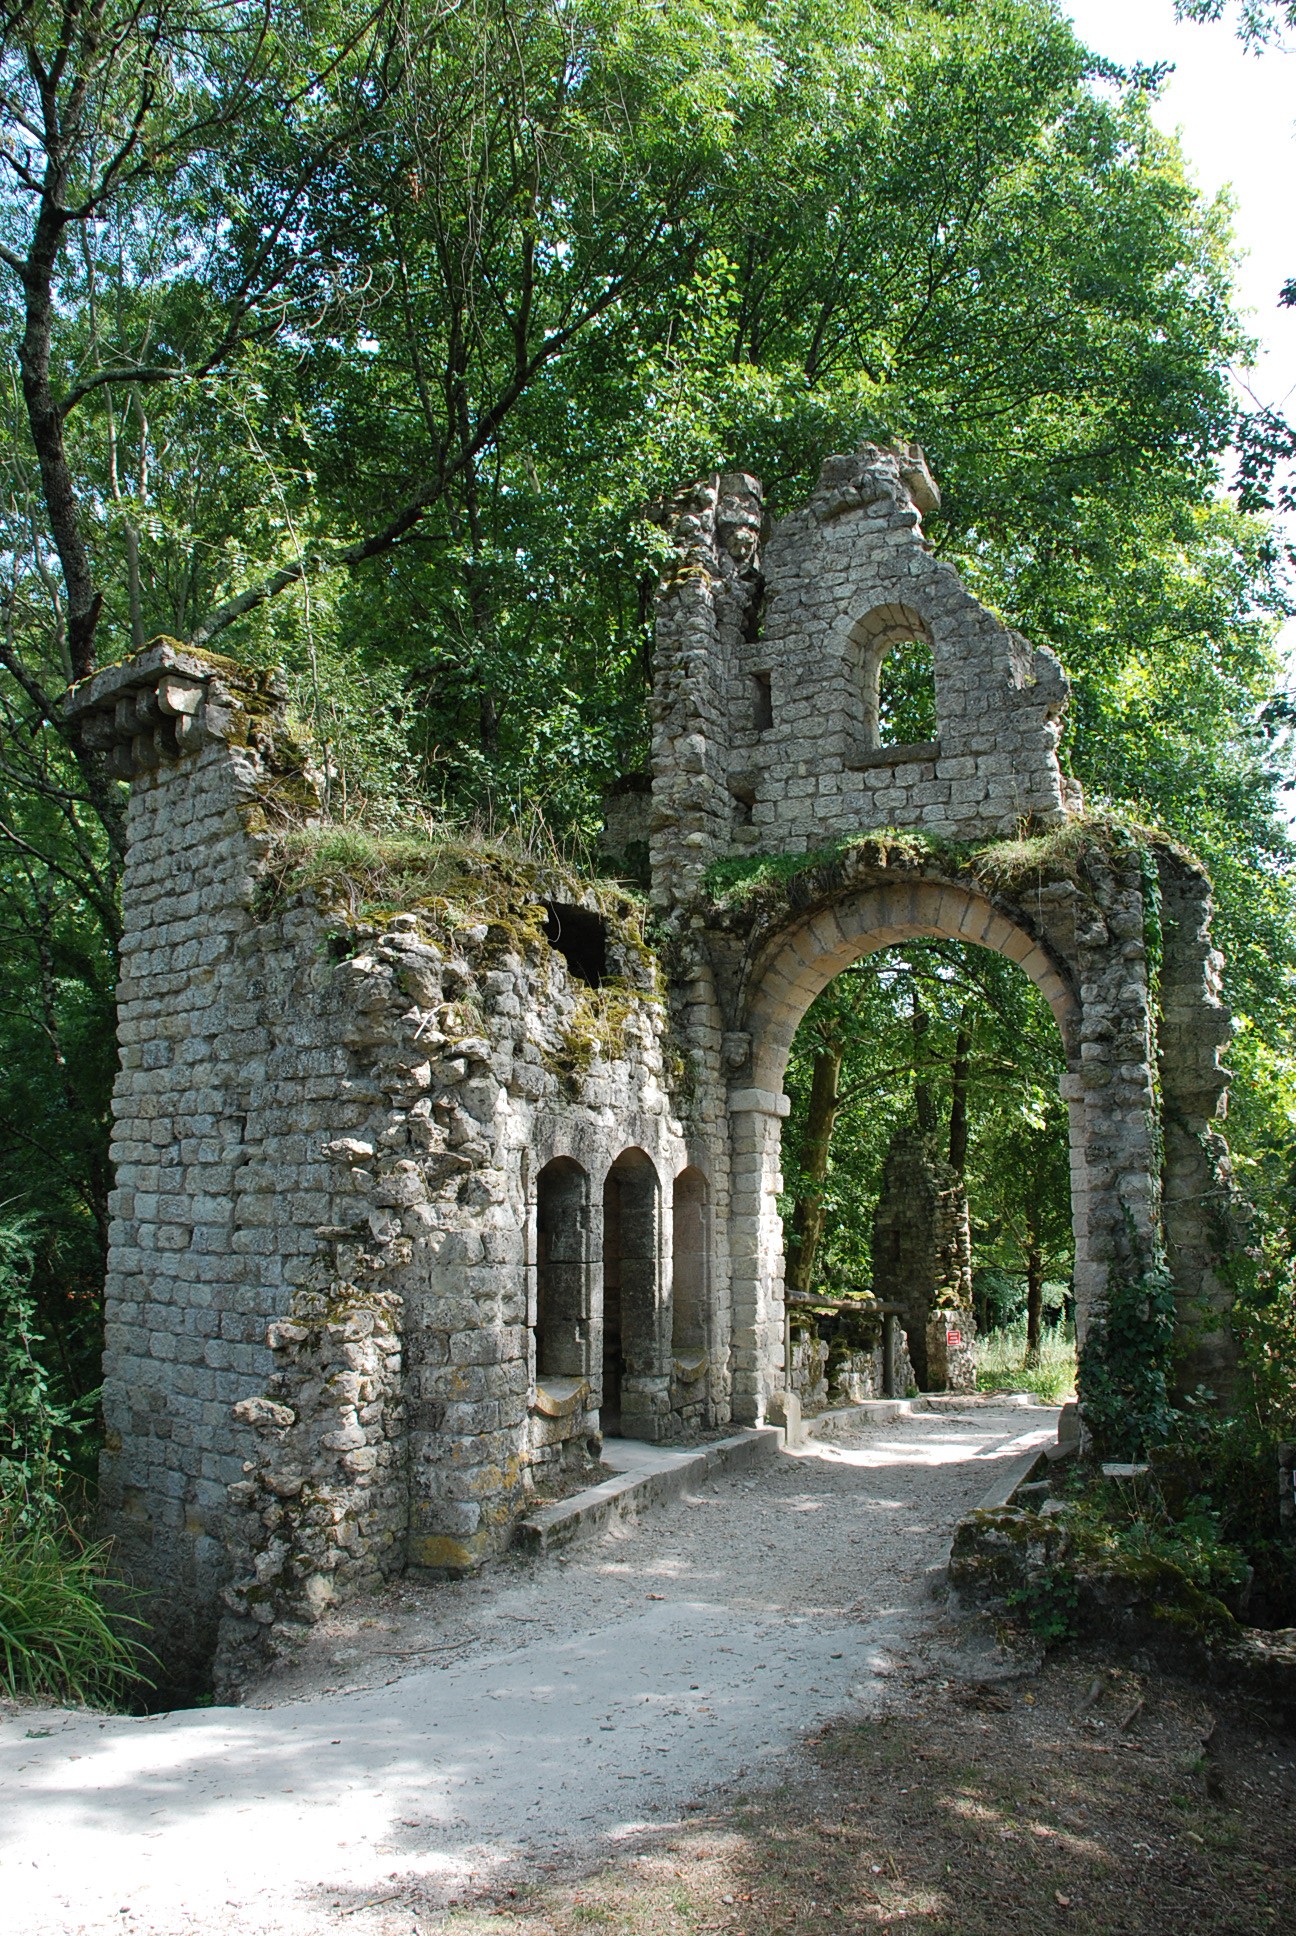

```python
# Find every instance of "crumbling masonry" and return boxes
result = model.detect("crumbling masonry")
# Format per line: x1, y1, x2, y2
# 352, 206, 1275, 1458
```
66, 444, 1243, 1688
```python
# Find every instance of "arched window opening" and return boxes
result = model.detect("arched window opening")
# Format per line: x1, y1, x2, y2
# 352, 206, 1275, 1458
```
671, 1168, 710, 1356
849, 603, 937, 753
602, 1149, 661, 1436
535, 1158, 589, 1381
543, 903, 606, 988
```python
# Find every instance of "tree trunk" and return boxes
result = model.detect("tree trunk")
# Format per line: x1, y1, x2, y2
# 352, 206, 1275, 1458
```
19, 188, 103, 678
786, 1047, 843, 1298
1025, 1239, 1044, 1365
948, 1007, 972, 1177
912, 990, 936, 1135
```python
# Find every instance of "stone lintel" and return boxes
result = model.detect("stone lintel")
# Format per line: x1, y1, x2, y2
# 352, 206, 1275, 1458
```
847, 738, 941, 771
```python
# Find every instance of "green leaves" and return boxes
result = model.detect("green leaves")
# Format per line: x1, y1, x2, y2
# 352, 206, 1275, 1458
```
780, 939, 1070, 1298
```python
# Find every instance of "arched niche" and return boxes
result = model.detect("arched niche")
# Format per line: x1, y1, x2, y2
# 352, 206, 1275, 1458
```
849, 602, 937, 753
534, 1157, 590, 1380
671, 1168, 710, 1357
602, 1148, 662, 1438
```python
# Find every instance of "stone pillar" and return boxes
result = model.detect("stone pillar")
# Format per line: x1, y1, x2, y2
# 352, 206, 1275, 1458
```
1060, 1077, 1097, 1350
870, 1124, 972, 1391
64, 642, 298, 1684
1067, 852, 1165, 1328
649, 473, 763, 908
726, 1089, 790, 1424
1156, 852, 1242, 1403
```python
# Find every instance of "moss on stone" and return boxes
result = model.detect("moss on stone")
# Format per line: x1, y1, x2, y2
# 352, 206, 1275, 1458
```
546, 983, 648, 1089
257, 821, 658, 994
701, 811, 1204, 919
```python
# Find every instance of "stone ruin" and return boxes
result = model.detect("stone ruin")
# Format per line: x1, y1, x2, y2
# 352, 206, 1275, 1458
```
64, 443, 1244, 1690
871, 1125, 975, 1394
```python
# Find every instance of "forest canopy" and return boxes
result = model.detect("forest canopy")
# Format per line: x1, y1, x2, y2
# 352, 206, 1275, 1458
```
1, 0, 1294, 1427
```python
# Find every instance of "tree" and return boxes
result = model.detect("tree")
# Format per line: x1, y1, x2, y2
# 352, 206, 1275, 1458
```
781, 943, 1070, 1316
1177, 1, 1296, 46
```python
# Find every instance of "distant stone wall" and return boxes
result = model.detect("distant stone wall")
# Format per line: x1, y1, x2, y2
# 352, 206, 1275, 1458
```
871, 1125, 973, 1391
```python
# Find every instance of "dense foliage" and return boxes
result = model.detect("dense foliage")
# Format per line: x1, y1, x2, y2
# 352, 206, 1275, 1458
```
2, 0, 1294, 1449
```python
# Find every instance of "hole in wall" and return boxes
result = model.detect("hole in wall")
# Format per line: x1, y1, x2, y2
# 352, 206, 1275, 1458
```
729, 783, 756, 827
544, 903, 607, 988
751, 671, 774, 733
849, 603, 937, 752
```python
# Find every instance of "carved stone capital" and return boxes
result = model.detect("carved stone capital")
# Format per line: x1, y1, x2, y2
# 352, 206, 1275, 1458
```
63, 638, 289, 779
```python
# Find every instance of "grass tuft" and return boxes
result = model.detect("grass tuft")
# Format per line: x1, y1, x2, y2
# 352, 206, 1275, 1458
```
0, 1474, 151, 1708
261, 808, 638, 930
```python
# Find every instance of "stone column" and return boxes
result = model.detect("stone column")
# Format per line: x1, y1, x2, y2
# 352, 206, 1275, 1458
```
1059, 1075, 1097, 1349
64, 642, 296, 1685
1067, 853, 1165, 1332
1156, 852, 1241, 1403
649, 473, 763, 908
726, 1088, 790, 1424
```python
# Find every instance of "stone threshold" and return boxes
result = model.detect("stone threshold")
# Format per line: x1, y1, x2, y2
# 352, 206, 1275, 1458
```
514, 1427, 782, 1555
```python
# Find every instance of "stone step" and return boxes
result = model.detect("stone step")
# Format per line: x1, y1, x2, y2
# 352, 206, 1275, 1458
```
514, 1427, 783, 1555
806, 1390, 1037, 1444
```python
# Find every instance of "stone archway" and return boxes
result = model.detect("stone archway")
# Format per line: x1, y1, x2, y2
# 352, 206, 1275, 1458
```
725, 879, 1100, 1426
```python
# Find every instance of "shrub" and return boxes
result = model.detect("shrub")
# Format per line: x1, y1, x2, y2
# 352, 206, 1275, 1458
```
0, 1215, 150, 1707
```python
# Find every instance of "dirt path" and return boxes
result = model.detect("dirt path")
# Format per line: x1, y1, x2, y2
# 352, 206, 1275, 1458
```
0, 1399, 1055, 1936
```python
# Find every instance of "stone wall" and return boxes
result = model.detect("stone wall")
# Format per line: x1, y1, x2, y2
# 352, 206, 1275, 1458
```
67, 646, 728, 1689
787, 1314, 916, 1409
645, 445, 1080, 908
643, 443, 1241, 1431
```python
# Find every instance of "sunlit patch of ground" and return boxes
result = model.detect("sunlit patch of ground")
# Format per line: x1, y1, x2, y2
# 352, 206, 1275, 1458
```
400, 1653, 1294, 1936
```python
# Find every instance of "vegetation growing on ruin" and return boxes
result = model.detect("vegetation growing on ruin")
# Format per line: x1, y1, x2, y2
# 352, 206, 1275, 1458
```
260, 816, 665, 1087
701, 812, 1178, 913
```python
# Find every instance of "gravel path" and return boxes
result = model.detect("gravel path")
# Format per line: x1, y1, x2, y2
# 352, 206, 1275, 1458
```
0, 1399, 1056, 1936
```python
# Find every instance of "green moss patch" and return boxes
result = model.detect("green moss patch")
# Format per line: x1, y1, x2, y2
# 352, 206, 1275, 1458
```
701, 811, 1198, 915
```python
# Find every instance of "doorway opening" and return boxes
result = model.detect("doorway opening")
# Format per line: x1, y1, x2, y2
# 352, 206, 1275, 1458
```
601, 1149, 661, 1437
779, 938, 1073, 1403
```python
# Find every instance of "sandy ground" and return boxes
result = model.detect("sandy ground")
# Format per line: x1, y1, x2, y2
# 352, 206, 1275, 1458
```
0, 1399, 1056, 1936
